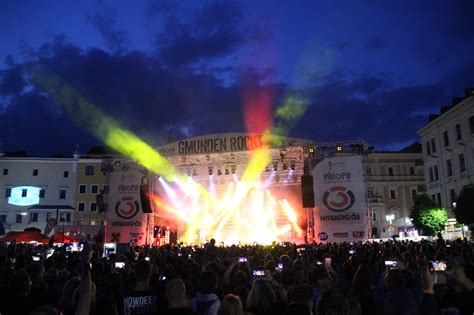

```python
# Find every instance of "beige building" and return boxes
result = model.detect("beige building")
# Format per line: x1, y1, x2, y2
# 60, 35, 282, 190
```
417, 90, 474, 213
364, 144, 425, 238
71, 148, 119, 233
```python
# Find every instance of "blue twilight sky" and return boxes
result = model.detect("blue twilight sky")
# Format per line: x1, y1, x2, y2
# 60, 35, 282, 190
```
0, 0, 473, 156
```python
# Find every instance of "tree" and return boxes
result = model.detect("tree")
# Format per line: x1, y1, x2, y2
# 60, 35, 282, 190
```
453, 183, 474, 225
410, 194, 448, 236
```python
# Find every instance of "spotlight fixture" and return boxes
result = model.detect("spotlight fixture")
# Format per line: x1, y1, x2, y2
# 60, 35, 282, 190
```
225, 169, 230, 175
273, 163, 278, 171
181, 156, 186, 162
283, 164, 288, 170
206, 155, 211, 161
218, 169, 222, 176
231, 166, 236, 174
192, 170, 197, 176
290, 163, 296, 170
265, 166, 270, 172
208, 167, 213, 176
230, 153, 235, 159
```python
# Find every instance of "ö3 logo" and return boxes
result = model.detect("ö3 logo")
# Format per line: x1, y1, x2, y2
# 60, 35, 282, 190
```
322, 186, 355, 212
115, 196, 140, 219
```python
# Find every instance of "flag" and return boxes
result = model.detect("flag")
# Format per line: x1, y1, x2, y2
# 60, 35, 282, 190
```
44, 218, 57, 236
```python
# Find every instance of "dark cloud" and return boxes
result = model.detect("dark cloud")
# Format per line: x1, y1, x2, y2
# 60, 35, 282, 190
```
0, 66, 26, 95
153, 2, 245, 66
87, 6, 129, 52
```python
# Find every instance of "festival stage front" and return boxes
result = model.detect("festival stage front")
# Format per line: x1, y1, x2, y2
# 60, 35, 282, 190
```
151, 133, 314, 245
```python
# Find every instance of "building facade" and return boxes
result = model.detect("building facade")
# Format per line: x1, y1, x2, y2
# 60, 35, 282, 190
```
417, 91, 474, 215
364, 145, 425, 238
0, 156, 76, 234
73, 157, 110, 227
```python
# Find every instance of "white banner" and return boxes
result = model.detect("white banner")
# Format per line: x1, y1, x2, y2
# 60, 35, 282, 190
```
312, 156, 367, 243
106, 168, 151, 245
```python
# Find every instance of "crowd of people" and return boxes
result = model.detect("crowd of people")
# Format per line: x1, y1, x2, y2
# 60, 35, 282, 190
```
0, 235, 473, 315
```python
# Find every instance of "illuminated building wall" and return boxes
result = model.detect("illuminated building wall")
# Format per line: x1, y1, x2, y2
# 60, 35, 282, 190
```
0, 156, 76, 234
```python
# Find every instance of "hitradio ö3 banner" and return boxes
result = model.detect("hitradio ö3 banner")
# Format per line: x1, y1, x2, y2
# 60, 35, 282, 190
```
312, 156, 367, 243
106, 168, 151, 245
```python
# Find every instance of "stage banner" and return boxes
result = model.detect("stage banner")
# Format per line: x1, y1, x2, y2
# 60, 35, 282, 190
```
312, 155, 367, 243
106, 168, 150, 245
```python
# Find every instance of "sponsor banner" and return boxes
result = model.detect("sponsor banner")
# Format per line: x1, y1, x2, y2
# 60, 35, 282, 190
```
313, 156, 367, 243
106, 169, 151, 245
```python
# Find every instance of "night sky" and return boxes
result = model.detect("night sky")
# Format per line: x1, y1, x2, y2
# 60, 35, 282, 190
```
1, 0, 473, 156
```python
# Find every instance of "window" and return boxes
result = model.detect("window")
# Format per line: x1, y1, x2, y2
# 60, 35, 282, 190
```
0, 214, 7, 223
22, 189, 27, 197
79, 185, 87, 194
409, 167, 415, 176
102, 185, 109, 194
367, 167, 372, 176
470, 116, 474, 134
59, 189, 66, 199
450, 189, 456, 204
78, 202, 86, 212
429, 167, 434, 182
426, 142, 431, 155
436, 193, 441, 206
447, 159, 453, 176
372, 212, 377, 222
389, 189, 396, 199
85, 165, 95, 176
459, 154, 466, 172
5, 188, 11, 198
39, 189, 45, 198
33, 169, 38, 176
16, 214, 22, 224
443, 131, 450, 147
431, 138, 436, 153
59, 213, 71, 222
432, 194, 436, 201
46, 212, 54, 222
63, 171, 69, 178
2, 169, 8, 175
90, 220, 96, 225
91, 185, 99, 194
456, 124, 462, 141
411, 189, 417, 199
90, 202, 97, 212
30, 213, 38, 222
434, 165, 439, 180
388, 167, 394, 176
77, 220, 83, 225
